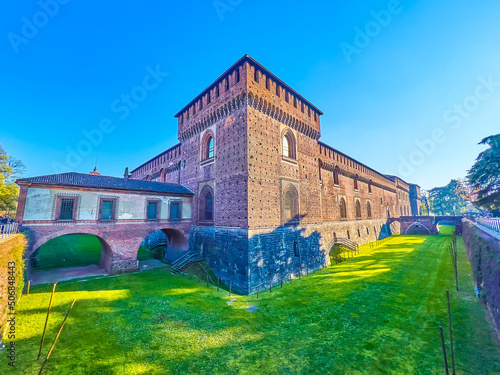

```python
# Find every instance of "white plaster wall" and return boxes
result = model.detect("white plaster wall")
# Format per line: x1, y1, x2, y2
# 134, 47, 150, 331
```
23, 187, 192, 221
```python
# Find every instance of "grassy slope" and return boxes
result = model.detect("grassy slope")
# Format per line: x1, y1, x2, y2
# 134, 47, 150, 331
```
3, 231, 500, 374
33, 235, 103, 271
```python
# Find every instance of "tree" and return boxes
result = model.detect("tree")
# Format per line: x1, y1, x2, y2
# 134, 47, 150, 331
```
467, 133, 500, 215
428, 179, 468, 215
420, 189, 431, 215
0, 145, 26, 217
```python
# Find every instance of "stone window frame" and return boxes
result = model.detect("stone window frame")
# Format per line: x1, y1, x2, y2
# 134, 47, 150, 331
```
54, 195, 79, 221
339, 196, 348, 220
169, 199, 183, 221
366, 200, 372, 219
333, 166, 340, 187
281, 128, 297, 163
98, 197, 118, 222
200, 129, 215, 165
199, 183, 215, 226
355, 198, 362, 219
146, 199, 161, 221
354, 174, 359, 191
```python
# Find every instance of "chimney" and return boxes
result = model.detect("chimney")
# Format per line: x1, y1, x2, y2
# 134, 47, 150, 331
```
124, 167, 129, 181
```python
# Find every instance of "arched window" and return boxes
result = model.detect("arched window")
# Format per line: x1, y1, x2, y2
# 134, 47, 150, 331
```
160, 169, 166, 183
334, 167, 340, 185
354, 175, 359, 190
201, 131, 215, 161
293, 242, 300, 257
205, 192, 213, 220
282, 130, 296, 159
355, 200, 362, 219
283, 185, 299, 224
199, 185, 214, 224
367, 201, 372, 218
339, 197, 347, 219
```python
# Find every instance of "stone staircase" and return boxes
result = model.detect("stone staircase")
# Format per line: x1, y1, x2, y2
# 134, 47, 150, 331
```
170, 250, 204, 274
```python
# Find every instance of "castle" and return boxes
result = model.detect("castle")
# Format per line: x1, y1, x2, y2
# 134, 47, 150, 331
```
128, 55, 421, 294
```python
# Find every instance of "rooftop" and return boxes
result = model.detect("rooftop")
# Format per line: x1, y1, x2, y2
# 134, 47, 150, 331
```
174, 54, 324, 118
16, 172, 194, 195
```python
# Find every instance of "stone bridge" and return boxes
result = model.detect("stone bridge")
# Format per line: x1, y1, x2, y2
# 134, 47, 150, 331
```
23, 221, 191, 275
399, 216, 463, 235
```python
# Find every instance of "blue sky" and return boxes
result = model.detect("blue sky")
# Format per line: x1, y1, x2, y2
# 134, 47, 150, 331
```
1, 0, 499, 190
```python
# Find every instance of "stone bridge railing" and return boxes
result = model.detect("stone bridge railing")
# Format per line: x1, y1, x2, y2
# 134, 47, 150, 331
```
476, 217, 500, 235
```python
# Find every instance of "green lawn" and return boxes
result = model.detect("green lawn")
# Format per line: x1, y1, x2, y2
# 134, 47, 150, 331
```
4, 231, 500, 374
32, 234, 103, 271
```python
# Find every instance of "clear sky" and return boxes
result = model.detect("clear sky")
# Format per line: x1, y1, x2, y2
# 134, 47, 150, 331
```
1, 0, 499, 190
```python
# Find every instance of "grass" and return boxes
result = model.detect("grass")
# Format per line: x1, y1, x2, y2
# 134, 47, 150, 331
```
32, 234, 103, 271
3, 227, 500, 374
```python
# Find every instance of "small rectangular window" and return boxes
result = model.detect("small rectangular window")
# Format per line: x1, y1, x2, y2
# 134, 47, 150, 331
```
301, 102, 304, 113
199, 98, 203, 110
266, 77, 270, 90
100, 199, 115, 221
235, 68, 240, 83
285, 91, 289, 102
59, 198, 75, 220
147, 201, 158, 220
215, 85, 219, 98
225, 78, 230, 91
207, 92, 211, 104
170, 202, 181, 220
276, 84, 280, 97
294, 97, 297, 108
254, 69, 260, 83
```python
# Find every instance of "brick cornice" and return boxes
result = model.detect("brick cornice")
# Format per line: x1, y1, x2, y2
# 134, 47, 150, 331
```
178, 92, 321, 142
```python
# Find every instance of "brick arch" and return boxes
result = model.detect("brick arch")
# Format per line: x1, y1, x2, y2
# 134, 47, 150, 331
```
405, 221, 432, 235
29, 230, 114, 274
24, 222, 192, 275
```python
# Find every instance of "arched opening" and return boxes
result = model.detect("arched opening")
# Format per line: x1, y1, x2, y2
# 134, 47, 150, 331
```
436, 220, 456, 235
199, 185, 214, 224
367, 201, 372, 218
293, 241, 300, 257
355, 200, 362, 219
283, 185, 299, 224
201, 131, 215, 161
405, 222, 432, 235
339, 197, 347, 219
354, 175, 359, 190
137, 228, 189, 267
282, 129, 296, 159
160, 168, 166, 183
30, 234, 110, 280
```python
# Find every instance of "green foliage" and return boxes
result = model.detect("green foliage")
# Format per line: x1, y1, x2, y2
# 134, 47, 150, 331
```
428, 179, 468, 215
32, 234, 102, 271
0, 144, 25, 215
3, 235, 500, 374
467, 133, 500, 213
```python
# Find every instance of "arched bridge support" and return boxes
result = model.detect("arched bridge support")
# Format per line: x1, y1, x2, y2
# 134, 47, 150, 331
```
399, 216, 463, 235
22, 221, 191, 275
